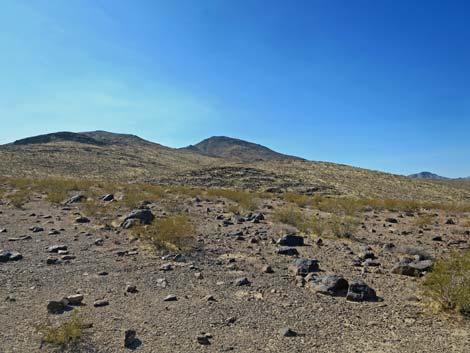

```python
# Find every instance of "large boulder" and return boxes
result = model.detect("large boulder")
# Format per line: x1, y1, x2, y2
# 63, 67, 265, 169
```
277, 233, 304, 247
121, 209, 155, 228
391, 259, 433, 276
309, 275, 349, 296
346, 279, 377, 302
290, 258, 319, 276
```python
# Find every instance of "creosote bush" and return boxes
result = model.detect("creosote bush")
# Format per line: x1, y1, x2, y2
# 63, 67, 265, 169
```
422, 251, 470, 317
414, 213, 436, 227
273, 206, 306, 230
36, 311, 87, 347
327, 214, 360, 238
133, 215, 195, 252
206, 188, 260, 211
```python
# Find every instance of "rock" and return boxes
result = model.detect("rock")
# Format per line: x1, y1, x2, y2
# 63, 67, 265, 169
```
235, 277, 251, 286
280, 327, 297, 337
48, 230, 60, 235
291, 258, 319, 276
75, 216, 90, 223
385, 218, 398, 224
48, 245, 67, 253
121, 209, 155, 227
126, 285, 138, 293
446, 218, 456, 225
61, 255, 76, 261
346, 279, 377, 302
93, 299, 109, 307
124, 329, 137, 348
47, 299, 68, 313
309, 275, 349, 296
101, 194, 114, 202
432, 235, 443, 241
194, 272, 203, 279
67, 195, 85, 204
46, 257, 59, 265
392, 259, 433, 276
121, 219, 139, 229
204, 295, 216, 302
66, 294, 84, 305
197, 335, 211, 345
94, 238, 104, 246
382, 243, 395, 252
276, 247, 299, 256
0, 228, 6, 233
262, 265, 274, 273
0, 250, 22, 262
163, 294, 177, 302
277, 233, 304, 246
30, 226, 44, 233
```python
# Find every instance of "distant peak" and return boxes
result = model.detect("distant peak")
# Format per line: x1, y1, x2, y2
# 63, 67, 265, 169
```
408, 171, 449, 180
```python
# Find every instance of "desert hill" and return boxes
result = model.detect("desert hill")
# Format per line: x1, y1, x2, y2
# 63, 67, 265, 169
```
1, 131, 470, 202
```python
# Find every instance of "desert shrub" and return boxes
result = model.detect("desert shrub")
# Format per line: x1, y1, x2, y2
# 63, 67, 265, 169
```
314, 197, 363, 216
133, 215, 195, 251
36, 311, 87, 347
8, 189, 30, 208
302, 215, 327, 236
273, 206, 305, 229
283, 192, 314, 208
120, 183, 164, 209
206, 189, 259, 211
422, 251, 470, 317
327, 215, 360, 238
414, 213, 436, 227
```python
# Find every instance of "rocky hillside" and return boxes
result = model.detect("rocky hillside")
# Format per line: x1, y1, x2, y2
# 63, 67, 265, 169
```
1, 131, 470, 202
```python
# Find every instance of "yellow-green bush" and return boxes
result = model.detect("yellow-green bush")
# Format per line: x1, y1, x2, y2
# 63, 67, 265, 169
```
414, 213, 436, 227
133, 215, 195, 251
273, 206, 305, 230
327, 215, 360, 238
206, 188, 259, 211
36, 311, 87, 347
422, 251, 470, 317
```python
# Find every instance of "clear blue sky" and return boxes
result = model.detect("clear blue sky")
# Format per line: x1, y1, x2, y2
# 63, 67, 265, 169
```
1, 0, 469, 177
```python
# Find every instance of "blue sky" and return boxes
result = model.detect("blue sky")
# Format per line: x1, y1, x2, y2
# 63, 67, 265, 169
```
1, 0, 469, 177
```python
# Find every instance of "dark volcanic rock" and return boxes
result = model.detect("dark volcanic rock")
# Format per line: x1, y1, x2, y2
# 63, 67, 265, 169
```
392, 259, 433, 276
121, 209, 155, 227
276, 247, 299, 256
346, 279, 377, 302
291, 258, 319, 276
277, 233, 304, 247
309, 275, 349, 296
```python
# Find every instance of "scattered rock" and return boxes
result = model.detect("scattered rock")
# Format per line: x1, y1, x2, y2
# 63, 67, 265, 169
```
47, 299, 69, 313
75, 216, 90, 223
385, 218, 398, 224
262, 265, 274, 273
94, 238, 104, 246
446, 218, 456, 225
66, 294, 84, 305
101, 194, 114, 202
280, 327, 297, 337
276, 247, 299, 256
197, 335, 211, 345
124, 329, 137, 348
392, 259, 433, 276
67, 195, 85, 204
309, 275, 349, 296
290, 258, 319, 276
30, 226, 44, 233
346, 279, 377, 302
163, 294, 177, 302
235, 277, 251, 286
126, 285, 138, 293
121, 209, 155, 227
47, 245, 67, 253
277, 233, 304, 246
93, 299, 109, 307
432, 235, 443, 241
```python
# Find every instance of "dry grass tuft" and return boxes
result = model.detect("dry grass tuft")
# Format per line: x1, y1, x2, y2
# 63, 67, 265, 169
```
36, 311, 88, 347
133, 215, 195, 252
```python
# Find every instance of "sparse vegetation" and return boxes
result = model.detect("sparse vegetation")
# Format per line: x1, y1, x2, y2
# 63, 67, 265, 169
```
206, 188, 260, 211
273, 206, 306, 230
327, 215, 360, 238
422, 251, 470, 317
133, 215, 195, 252
414, 213, 436, 227
36, 311, 88, 347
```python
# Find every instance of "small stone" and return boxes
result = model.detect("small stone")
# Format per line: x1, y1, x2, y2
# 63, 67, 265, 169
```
124, 329, 137, 347
102, 194, 114, 202
48, 230, 60, 235
194, 272, 203, 279
446, 218, 456, 225
432, 236, 443, 241
262, 265, 274, 273
61, 255, 76, 261
385, 218, 398, 224
280, 327, 297, 337
126, 285, 138, 293
235, 277, 251, 286
204, 295, 216, 302
346, 279, 377, 302
163, 294, 177, 302
66, 294, 84, 305
93, 299, 109, 307
197, 335, 211, 345
276, 247, 299, 256
94, 238, 104, 246
47, 299, 68, 313
46, 257, 59, 265
30, 226, 44, 233
75, 216, 90, 223
48, 245, 67, 253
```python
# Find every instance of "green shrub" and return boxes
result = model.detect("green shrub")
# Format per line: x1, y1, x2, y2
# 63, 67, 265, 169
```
414, 213, 436, 227
133, 215, 195, 251
422, 251, 470, 317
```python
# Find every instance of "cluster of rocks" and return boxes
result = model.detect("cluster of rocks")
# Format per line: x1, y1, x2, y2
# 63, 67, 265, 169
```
0, 250, 22, 262
308, 275, 377, 302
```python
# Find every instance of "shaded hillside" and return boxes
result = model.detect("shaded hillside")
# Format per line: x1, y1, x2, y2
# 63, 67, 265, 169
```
408, 171, 449, 180
1, 131, 470, 202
